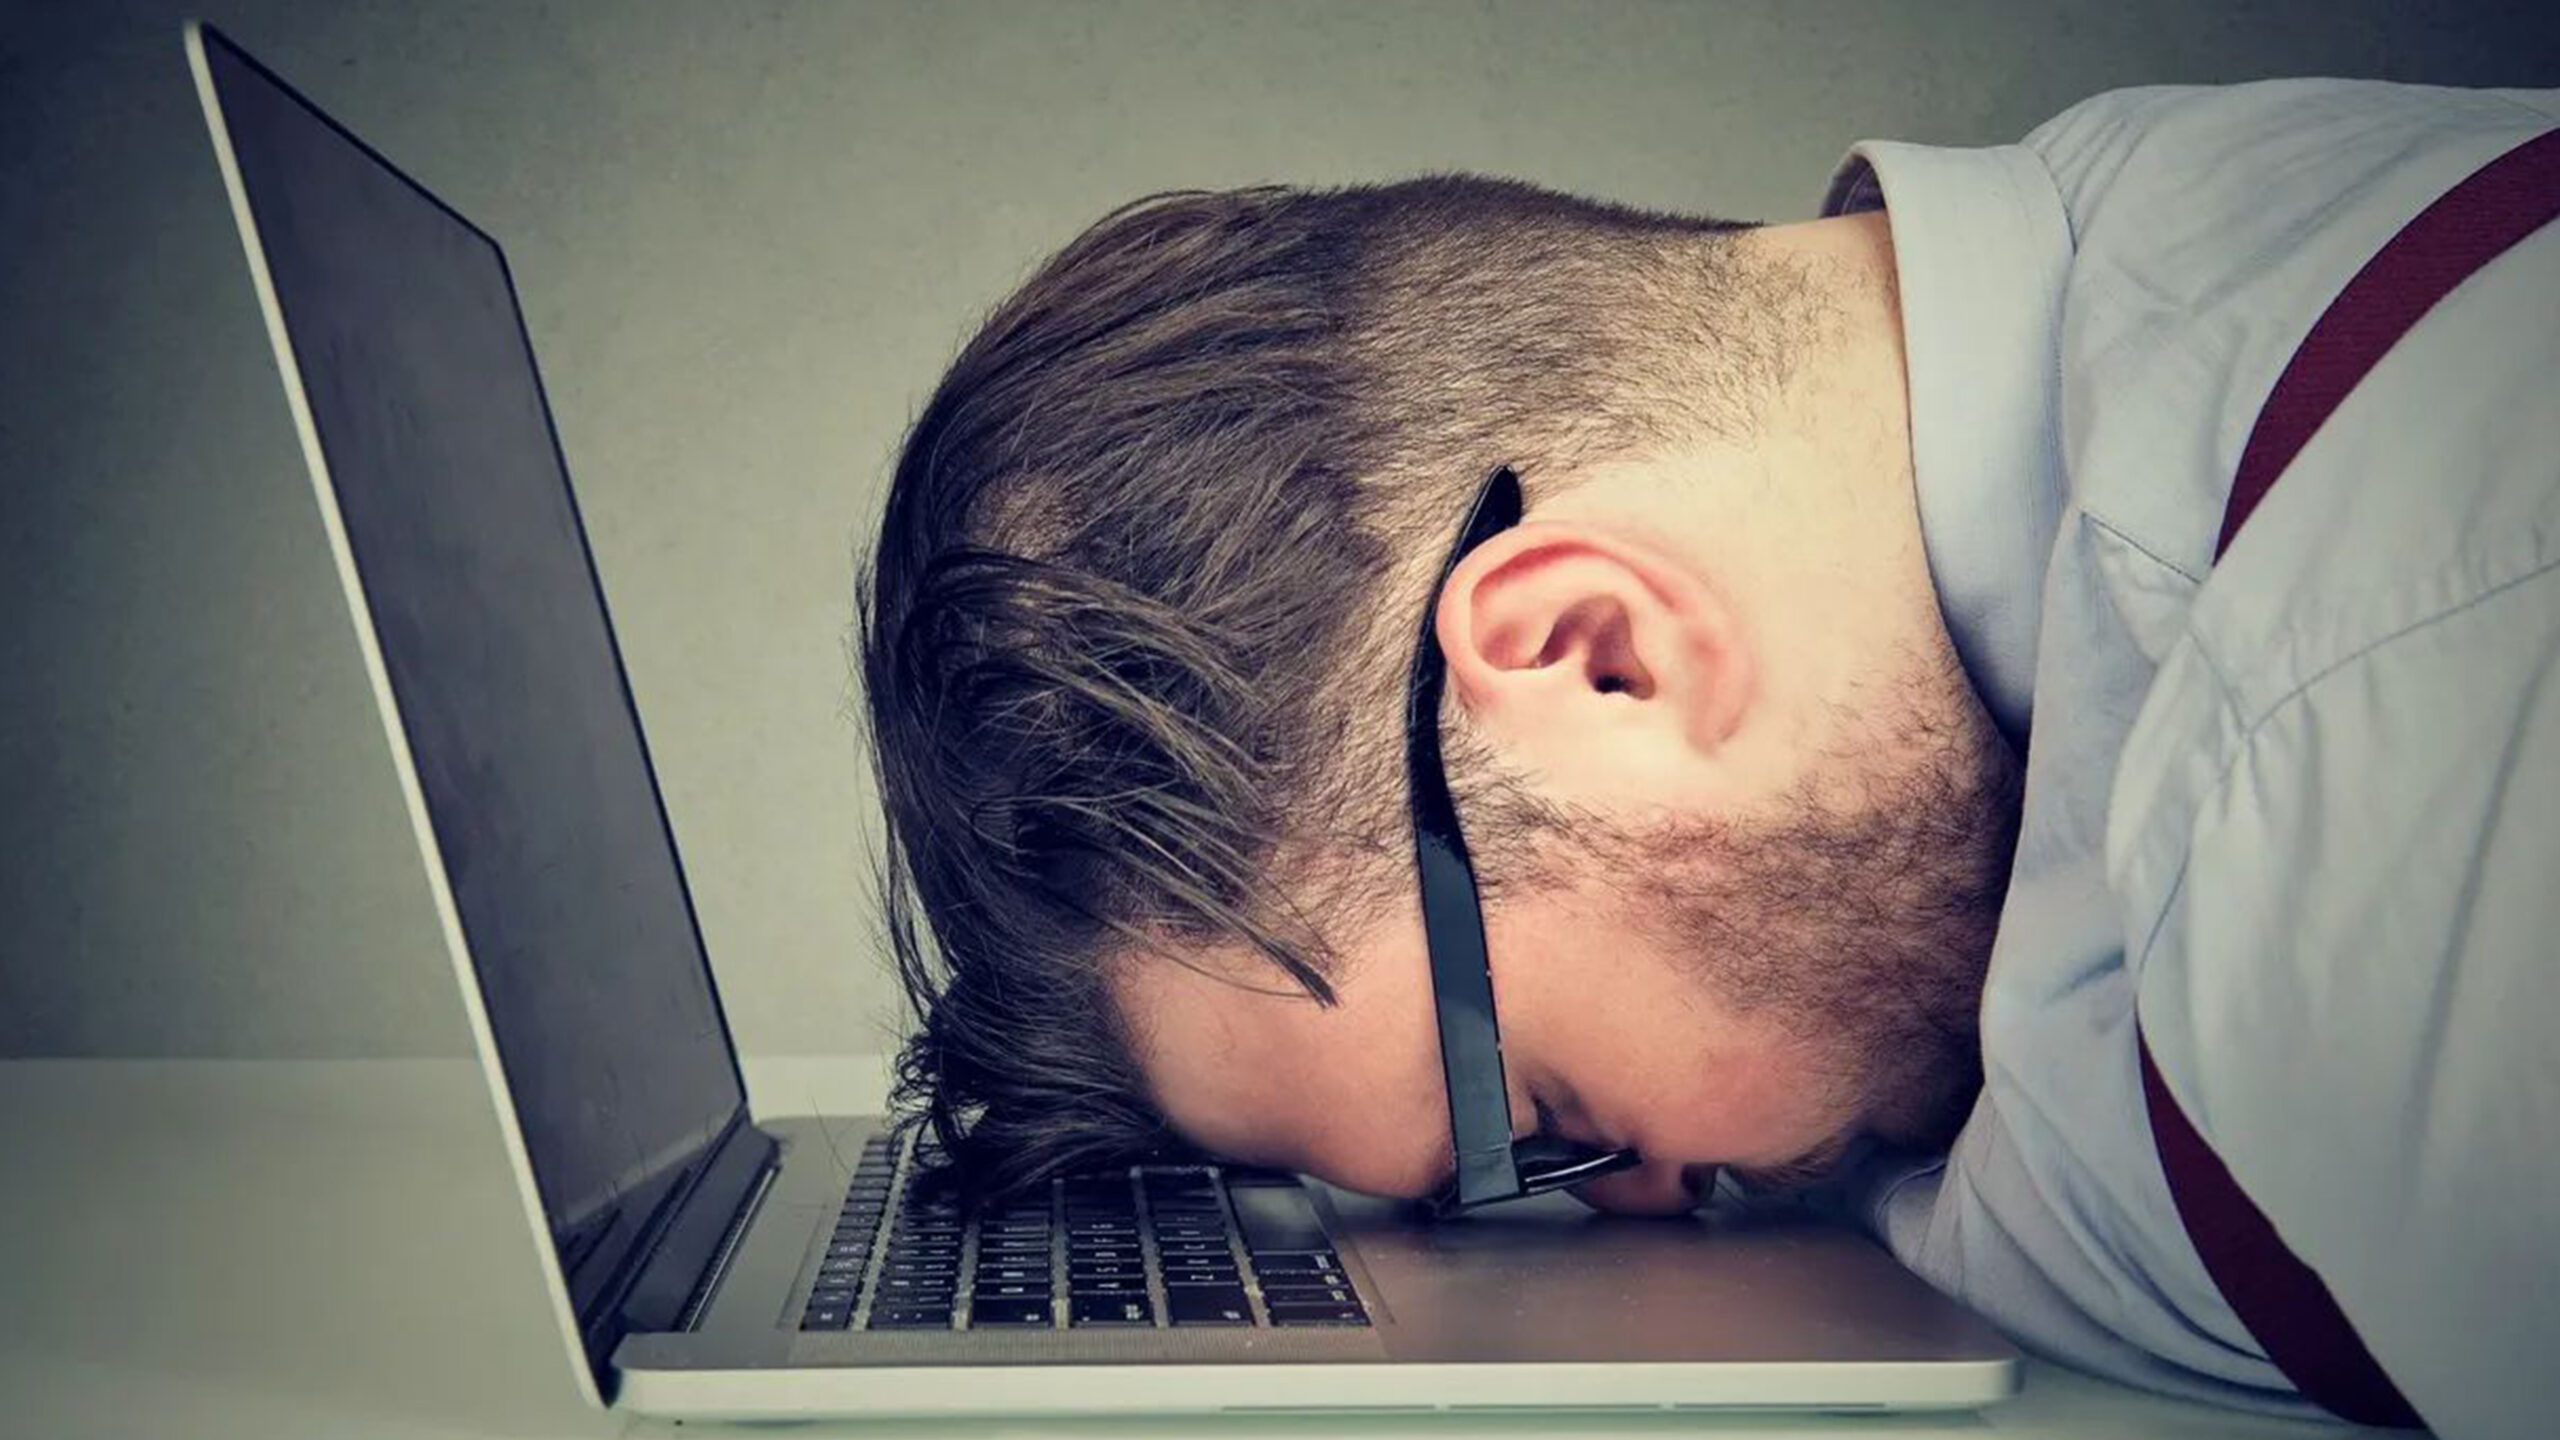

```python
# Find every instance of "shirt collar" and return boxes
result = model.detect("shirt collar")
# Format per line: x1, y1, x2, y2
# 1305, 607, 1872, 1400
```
1821, 140, 2074, 748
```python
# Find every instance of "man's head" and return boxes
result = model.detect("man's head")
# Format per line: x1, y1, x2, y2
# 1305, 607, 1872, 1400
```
859, 175, 2022, 1213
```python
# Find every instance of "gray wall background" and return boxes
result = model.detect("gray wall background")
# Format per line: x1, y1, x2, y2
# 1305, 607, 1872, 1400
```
4, 0, 2554, 1062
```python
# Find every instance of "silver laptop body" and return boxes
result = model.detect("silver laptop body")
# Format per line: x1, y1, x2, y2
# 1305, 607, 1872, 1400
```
184, 20, 2020, 1420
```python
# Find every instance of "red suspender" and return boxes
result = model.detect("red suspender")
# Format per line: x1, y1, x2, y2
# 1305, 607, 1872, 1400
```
2137, 123, 2560, 1430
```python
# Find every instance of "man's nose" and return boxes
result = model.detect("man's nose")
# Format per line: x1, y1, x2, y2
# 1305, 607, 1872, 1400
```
1568, 1158, 1715, 1216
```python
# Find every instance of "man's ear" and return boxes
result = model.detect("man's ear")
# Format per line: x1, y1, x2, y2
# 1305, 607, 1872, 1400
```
1433, 521, 1756, 795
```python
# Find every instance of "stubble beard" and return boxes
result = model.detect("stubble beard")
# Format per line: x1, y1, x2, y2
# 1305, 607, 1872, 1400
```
1608, 645, 2026, 1170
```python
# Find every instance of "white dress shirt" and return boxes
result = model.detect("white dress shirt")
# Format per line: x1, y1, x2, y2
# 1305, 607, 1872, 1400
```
1813, 79, 2560, 1438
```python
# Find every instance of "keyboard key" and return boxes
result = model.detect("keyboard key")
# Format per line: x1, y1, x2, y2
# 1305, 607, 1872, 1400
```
1251, 1252, 1343, 1276
1063, 1228, 1136, 1245
1068, 1274, 1146, 1296
1156, 1237, 1231, 1256
802, 1305, 852, 1330
1263, 1282, 1359, 1307
1070, 1295, 1157, 1327
969, 1297, 1054, 1328
807, 1286, 858, 1308
974, 1264, 1049, 1285
1229, 1185, 1329, 1253
1221, 1165, 1299, 1187
1163, 1266, 1242, 1288
1267, 1300, 1368, 1326
1166, 1286, 1254, 1327
869, 1305, 955, 1329
973, 1279, 1049, 1300
1151, 1219, 1228, 1239
876, 1275, 957, 1299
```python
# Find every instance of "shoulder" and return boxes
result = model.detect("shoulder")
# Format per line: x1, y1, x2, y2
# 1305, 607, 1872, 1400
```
2024, 79, 2556, 331
2032, 80, 2560, 581
2022, 78, 2556, 226
2110, 453, 2560, 1435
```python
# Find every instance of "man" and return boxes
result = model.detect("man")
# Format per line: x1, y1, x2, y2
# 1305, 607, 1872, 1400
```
858, 78, 2559, 1435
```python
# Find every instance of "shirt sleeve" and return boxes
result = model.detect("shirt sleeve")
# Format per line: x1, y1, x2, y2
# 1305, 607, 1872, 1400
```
1865, 1093, 2324, 1414
2131, 534, 2560, 1440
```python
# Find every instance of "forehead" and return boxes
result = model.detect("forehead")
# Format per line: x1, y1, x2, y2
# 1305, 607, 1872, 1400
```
1110, 928, 1459, 1199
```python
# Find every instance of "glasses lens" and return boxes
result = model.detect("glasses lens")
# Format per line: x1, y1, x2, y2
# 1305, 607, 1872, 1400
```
1428, 1141, 1644, 1217
1517, 1140, 1643, 1197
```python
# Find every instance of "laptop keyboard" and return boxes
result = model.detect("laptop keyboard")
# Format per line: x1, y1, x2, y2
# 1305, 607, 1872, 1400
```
799, 1132, 1368, 1332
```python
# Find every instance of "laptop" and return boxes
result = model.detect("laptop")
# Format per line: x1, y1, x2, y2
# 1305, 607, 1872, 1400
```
183, 19, 2020, 1420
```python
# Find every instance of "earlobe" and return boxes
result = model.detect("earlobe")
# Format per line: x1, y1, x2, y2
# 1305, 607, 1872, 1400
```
1435, 523, 1755, 760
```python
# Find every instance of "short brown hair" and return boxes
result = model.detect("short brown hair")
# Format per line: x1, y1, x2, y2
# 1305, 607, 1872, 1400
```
858, 175, 1816, 1197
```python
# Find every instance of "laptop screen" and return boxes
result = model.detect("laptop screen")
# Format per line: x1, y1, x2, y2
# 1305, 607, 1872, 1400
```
195, 27, 747, 1330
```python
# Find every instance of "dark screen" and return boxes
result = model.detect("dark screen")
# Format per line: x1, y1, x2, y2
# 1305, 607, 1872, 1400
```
200, 28, 747, 1341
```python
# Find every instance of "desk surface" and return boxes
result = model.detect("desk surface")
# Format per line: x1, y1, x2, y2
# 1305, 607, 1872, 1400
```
0, 1058, 2388, 1440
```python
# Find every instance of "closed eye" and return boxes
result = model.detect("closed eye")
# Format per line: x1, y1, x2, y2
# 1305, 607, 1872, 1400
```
1530, 1093, 1567, 1144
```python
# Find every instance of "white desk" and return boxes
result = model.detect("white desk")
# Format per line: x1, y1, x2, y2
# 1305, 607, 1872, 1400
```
0, 1059, 2392, 1439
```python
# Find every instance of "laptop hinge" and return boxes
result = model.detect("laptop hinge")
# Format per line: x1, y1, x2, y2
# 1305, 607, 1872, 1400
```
606, 1114, 777, 1338
675, 1151, 778, 1332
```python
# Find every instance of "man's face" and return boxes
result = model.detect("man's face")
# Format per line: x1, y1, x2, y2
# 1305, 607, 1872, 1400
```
1117, 885, 1865, 1214
1114, 689, 2020, 1215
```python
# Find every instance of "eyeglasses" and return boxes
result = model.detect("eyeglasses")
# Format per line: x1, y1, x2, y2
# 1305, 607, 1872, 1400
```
1409, 466, 1642, 1218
